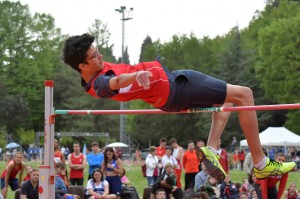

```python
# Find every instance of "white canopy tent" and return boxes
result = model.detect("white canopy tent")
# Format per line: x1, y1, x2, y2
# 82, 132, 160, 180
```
240, 127, 300, 147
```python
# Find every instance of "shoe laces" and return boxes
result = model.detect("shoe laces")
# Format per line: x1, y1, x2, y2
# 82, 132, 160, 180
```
267, 159, 283, 167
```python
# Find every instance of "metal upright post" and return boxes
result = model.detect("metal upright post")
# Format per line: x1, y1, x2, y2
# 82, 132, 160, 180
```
39, 80, 55, 199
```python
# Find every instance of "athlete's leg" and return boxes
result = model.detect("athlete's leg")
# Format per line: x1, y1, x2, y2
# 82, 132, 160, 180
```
207, 103, 232, 149
224, 84, 265, 164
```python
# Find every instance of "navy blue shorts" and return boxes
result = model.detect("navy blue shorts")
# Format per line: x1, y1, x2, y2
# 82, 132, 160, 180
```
105, 175, 122, 196
161, 69, 227, 112
1, 178, 19, 191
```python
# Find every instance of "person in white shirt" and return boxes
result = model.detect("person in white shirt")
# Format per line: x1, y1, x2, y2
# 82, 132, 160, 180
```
145, 146, 159, 186
161, 146, 178, 174
169, 138, 184, 189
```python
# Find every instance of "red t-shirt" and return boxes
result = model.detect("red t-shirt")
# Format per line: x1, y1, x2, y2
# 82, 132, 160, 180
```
156, 146, 166, 159
256, 173, 288, 199
70, 153, 84, 178
85, 61, 170, 108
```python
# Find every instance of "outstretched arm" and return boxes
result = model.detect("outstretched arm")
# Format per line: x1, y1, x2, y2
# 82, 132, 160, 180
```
109, 71, 152, 90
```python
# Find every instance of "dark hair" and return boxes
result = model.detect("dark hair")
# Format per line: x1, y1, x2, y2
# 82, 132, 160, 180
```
30, 169, 39, 174
169, 138, 177, 145
188, 140, 194, 145
73, 141, 80, 146
103, 147, 118, 167
91, 169, 104, 182
62, 33, 94, 73
165, 176, 175, 186
160, 138, 167, 143
155, 188, 166, 195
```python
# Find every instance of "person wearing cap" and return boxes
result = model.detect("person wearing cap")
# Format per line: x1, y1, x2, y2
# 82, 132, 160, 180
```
87, 141, 104, 180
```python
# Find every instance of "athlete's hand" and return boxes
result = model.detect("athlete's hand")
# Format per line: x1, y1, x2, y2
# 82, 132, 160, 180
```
136, 71, 152, 90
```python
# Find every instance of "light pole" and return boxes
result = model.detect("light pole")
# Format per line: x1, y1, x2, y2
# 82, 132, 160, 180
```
115, 6, 133, 143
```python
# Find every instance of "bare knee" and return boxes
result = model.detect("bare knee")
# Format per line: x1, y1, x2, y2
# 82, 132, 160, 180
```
226, 85, 254, 106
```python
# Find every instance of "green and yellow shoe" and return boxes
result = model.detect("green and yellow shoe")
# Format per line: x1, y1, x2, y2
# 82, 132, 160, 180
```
198, 146, 226, 181
253, 158, 296, 179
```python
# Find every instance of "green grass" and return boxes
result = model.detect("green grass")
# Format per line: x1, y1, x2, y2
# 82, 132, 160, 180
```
1, 161, 299, 198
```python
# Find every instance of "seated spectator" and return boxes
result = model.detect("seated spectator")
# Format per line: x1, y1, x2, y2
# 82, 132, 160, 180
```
195, 163, 209, 192
23, 165, 33, 182
55, 163, 80, 199
249, 189, 258, 199
192, 192, 209, 199
284, 182, 298, 199
220, 173, 239, 199
20, 169, 39, 199
238, 192, 248, 199
86, 169, 116, 199
205, 176, 220, 199
150, 176, 182, 199
155, 189, 166, 199
158, 163, 176, 183
239, 178, 249, 196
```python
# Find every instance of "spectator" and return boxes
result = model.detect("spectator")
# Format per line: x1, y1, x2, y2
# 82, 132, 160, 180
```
284, 182, 297, 199
1, 151, 26, 198
101, 147, 124, 198
145, 146, 159, 186
20, 169, 39, 199
54, 138, 66, 164
238, 192, 248, 199
216, 139, 229, 173
162, 146, 178, 174
86, 169, 117, 199
182, 141, 200, 191
68, 141, 87, 186
23, 165, 33, 182
239, 178, 249, 196
193, 192, 209, 199
55, 163, 80, 199
87, 141, 104, 180
243, 152, 253, 176
155, 189, 166, 199
156, 138, 167, 176
220, 173, 239, 199
56, 162, 69, 187
150, 176, 178, 199
135, 149, 141, 163
27, 146, 33, 161
256, 153, 289, 199
33, 146, 38, 161
115, 147, 123, 160
205, 176, 220, 198
158, 163, 176, 184
249, 189, 259, 199
195, 163, 209, 192
239, 150, 245, 171
64, 147, 70, 160
195, 140, 205, 173
169, 138, 184, 188
231, 136, 237, 152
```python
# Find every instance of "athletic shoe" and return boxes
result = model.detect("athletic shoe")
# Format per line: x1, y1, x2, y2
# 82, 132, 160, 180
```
198, 146, 226, 181
253, 158, 296, 179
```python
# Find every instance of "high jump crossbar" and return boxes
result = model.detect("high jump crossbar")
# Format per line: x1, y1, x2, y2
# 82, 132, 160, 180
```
54, 103, 300, 115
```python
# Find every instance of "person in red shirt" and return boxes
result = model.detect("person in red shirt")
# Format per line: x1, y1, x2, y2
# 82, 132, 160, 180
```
1, 151, 26, 198
216, 139, 229, 173
62, 33, 296, 181
22, 165, 33, 182
256, 153, 289, 199
284, 182, 298, 199
239, 149, 246, 171
67, 141, 87, 186
156, 138, 167, 176
182, 141, 200, 191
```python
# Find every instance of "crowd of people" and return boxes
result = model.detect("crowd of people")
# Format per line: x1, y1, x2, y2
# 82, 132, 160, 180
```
1, 136, 300, 199
144, 137, 300, 199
